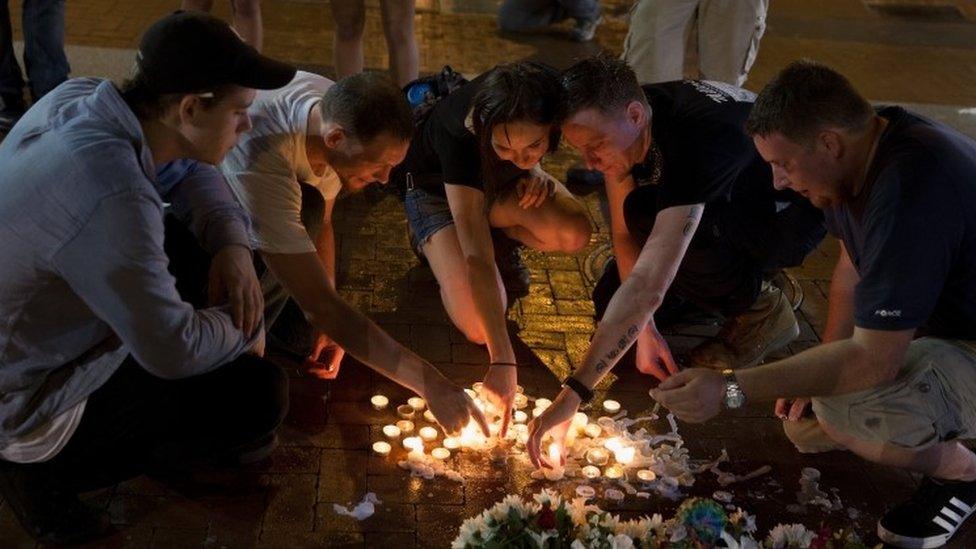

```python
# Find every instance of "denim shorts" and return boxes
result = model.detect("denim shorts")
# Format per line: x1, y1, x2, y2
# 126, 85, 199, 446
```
404, 185, 455, 256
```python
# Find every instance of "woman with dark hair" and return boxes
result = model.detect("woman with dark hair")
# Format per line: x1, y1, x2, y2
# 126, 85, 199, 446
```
394, 61, 593, 433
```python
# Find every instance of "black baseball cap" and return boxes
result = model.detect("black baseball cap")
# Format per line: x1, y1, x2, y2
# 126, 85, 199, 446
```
135, 11, 296, 95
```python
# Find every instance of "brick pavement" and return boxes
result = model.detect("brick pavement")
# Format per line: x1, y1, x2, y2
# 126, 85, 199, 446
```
2, 0, 976, 547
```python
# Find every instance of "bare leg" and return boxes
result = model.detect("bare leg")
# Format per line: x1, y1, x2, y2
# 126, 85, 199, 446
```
379, 0, 418, 86
421, 225, 507, 345
230, 0, 263, 51
331, 0, 366, 79
488, 176, 592, 253
820, 419, 976, 482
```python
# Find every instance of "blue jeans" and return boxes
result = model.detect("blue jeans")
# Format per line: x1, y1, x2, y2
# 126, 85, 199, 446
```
498, 0, 600, 31
0, 0, 69, 105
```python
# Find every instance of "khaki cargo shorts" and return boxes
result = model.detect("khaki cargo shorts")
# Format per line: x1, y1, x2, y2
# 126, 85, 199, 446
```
812, 338, 976, 450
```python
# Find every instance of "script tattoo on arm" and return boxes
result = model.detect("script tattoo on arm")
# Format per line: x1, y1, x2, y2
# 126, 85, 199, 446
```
682, 205, 702, 236
595, 324, 642, 373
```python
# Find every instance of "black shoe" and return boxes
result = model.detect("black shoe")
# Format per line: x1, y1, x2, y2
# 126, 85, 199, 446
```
0, 463, 113, 545
493, 233, 530, 299
0, 93, 26, 133
877, 477, 976, 548
566, 167, 605, 187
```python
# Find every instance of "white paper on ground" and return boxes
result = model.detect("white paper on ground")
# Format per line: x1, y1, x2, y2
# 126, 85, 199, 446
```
333, 492, 381, 520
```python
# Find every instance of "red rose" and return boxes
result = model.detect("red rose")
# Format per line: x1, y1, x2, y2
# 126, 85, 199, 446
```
537, 503, 556, 530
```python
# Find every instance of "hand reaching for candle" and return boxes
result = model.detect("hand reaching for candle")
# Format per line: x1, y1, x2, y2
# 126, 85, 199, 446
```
305, 331, 345, 380
426, 375, 491, 437
481, 364, 517, 437
526, 387, 580, 469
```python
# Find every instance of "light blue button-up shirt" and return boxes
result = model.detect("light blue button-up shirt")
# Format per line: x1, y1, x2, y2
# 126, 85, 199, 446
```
0, 78, 259, 447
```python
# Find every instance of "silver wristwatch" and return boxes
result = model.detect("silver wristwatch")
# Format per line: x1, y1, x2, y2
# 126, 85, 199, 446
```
722, 368, 746, 409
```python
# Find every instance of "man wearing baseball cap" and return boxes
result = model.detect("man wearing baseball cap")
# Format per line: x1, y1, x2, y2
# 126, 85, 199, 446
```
0, 11, 295, 544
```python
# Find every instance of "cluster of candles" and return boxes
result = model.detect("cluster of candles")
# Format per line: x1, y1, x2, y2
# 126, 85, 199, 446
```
369, 388, 663, 489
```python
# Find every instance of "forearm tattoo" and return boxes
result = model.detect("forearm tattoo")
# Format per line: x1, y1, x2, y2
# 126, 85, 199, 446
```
682, 205, 702, 236
596, 324, 641, 373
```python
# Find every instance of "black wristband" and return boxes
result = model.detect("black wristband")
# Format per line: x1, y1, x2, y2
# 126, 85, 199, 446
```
563, 376, 594, 404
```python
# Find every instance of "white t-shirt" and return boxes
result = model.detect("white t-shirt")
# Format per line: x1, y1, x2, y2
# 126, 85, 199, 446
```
222, 71, 342, 254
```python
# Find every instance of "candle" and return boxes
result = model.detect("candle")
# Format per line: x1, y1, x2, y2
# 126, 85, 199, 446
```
581, 465, 601, 479
431, 447, 451, 460
443, 437, 461, 450
532, 407, 544, 418
636, 469, 656, 482
614, 446, 636, 465
395, 420, 415, 434
572, 412, 589, 430
370, 395, 389, 410
514, 394, 529, 409
419, 426, 439, 441
472, 382, 484, 393
604, 438, 623, 453
464, 388, 477, 399
604, 464, 624, 479
403, 436, 424, 452
423, 410, 436, 423
397, 404, 415, 419
586, 448, 609, 466
513, 410, 528, 423
535, 398, 552, 409
584, 424, 602, 438
543, 443, 564, 481
408, 397, 426, 412
602, 400, 621, 414
382, 424, 401, 439
372, 441, 392, 456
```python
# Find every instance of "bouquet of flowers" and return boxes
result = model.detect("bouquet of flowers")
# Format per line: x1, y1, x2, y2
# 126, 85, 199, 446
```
452, 490, 876, 549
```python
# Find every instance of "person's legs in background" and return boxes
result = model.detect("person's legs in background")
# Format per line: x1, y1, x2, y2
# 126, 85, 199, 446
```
498, 0, 602, 42
0, 0, 27, 130
697, 0, 767, 86
181, 0, 264, 50
379, 0, 417, 86
21, 0, 69, 100
621, 0, 698, 83
331, 0, 366, 80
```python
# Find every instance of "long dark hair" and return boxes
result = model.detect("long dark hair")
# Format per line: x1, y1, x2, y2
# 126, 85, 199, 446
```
471, 61, 563, 205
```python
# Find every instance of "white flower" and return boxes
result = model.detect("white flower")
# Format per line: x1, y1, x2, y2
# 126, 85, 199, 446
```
729, 509, 758, 534
670, 523, 688, 543
571, 541, 587, 549
533, 488, 563, 510
613, 516, 661, 540
452, 515, 487, 548
529, 530, 558, 547
766, 524, 816, 548
609, 533, 635, 548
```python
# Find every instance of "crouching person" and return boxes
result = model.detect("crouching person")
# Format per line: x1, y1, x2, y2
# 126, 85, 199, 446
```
0, 12, 297, 544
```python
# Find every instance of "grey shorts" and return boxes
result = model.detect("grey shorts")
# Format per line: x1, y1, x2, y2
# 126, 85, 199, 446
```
813, 338, 976, 449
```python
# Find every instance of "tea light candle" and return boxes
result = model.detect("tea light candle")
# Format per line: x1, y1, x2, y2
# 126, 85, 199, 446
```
543, 443, 564, 481
514, 394, 529, 409
396, 404, 415, 419
513, 410, 528, 423
431, 447, 451, 460
604, 464, 624, 479
370, 395, 389, 410
572, 412, 589, 429
581, 465, 601, 479
372, 441, 392, 456
464, 388, 477, 399
423, 410, 436, 423
584, 424, 602, 438
382, 424, 401, 439
395, 420, 415, 434
408, 397, 426, 412
636, 469, 656, 482
403, 436, 424, 452
419, 426, 439, 441
535, 398, 552, 409
472, 382, 484, 393
586, 448, 609, 466
516, 385, 525, 394
442, 437, 461, 450
614, 446, 636, 465
602, 400, 621, 414
532, 407, 544, 418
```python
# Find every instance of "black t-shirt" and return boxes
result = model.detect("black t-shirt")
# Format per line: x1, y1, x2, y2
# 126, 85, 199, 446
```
637, 80, 765, 210
824, 106, 976, 339
395, 71, 527, 197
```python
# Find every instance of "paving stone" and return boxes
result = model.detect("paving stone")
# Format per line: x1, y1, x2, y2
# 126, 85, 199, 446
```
256, 530, 365, 548
548, 270, 590, 299
260, 474, 318, 535
149, 527, 208, 548
367, 474, 464, 505
107, 495, 212, 529
319, 450, 368, 503
318, 500, 416, 533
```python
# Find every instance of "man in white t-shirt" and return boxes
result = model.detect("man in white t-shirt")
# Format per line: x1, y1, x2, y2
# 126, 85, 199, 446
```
220, 73, 484, 415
